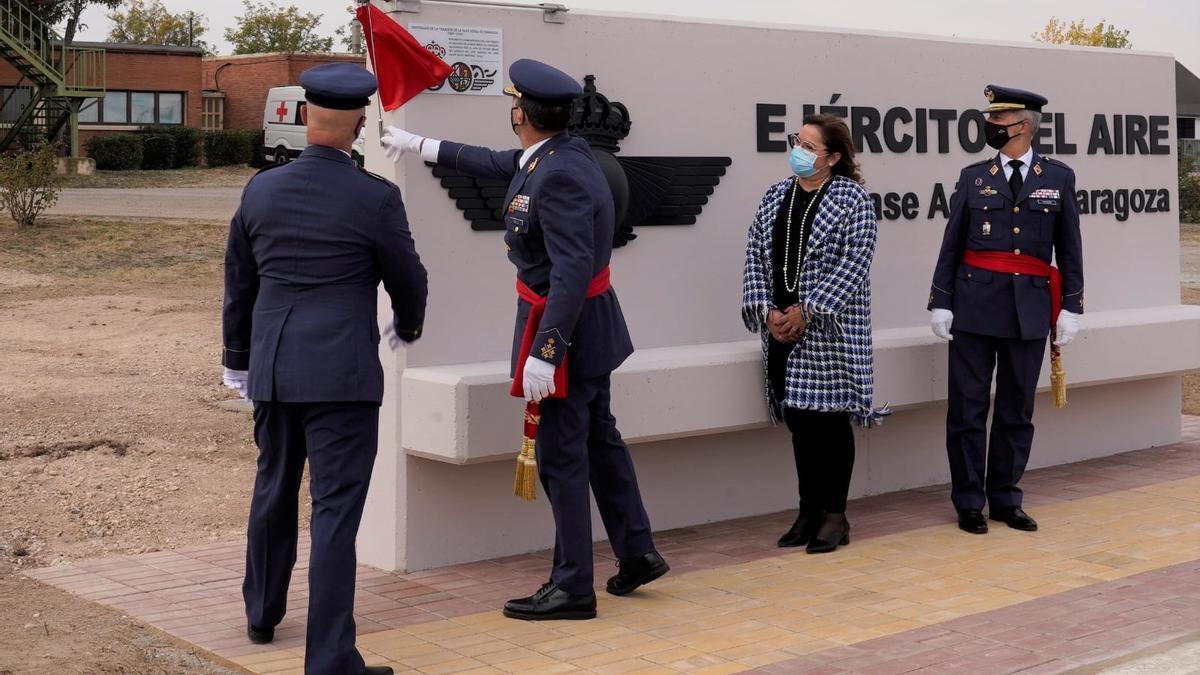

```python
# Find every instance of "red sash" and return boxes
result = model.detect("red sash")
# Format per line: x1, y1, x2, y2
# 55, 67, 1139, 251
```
510, 266, 612, 399
961, 250, 1063, 326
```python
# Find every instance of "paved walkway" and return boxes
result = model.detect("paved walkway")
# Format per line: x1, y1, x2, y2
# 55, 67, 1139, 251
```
27, 417, 1200, 674
48, 187, 242, 221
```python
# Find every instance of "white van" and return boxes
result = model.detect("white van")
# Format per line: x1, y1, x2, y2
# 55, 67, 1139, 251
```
263, 86, 366, 166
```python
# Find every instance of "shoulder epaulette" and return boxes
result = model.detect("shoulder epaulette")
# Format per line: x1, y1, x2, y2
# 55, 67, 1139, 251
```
1041, 156, 1072, 169
359, 167, 399, 189
965, 157, 993, 169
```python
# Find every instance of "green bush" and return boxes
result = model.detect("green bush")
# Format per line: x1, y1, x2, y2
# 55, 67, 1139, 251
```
141, 135, 176, 170
87, 134, 143, 171
139, 125, 201, 168
247, 130, 269, 168
1181, 152, 1200, 225
204, 130, 253, 167
0, 143, 61, 227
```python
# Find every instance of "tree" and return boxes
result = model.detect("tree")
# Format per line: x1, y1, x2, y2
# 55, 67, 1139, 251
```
1032, 17, 1132, 49
224, 1, 333, 55
334, 5, 364, 55
106, 0, 211, 53
29, 0, 121, 47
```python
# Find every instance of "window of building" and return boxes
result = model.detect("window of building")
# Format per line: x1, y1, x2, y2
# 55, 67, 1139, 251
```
103, 91, 129, 124
131, 92, 156, 124
1181, 116, 1197, 141
79, 97, 99, 123
159, 93, 183, 125
83, 91, 185, 125
201, 94, 224, 130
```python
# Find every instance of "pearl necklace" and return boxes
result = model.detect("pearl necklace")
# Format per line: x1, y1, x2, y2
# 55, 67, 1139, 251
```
783, 175, 830, 294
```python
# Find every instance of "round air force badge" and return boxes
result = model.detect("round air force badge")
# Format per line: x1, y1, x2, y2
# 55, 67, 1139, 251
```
975, 177, 983, 186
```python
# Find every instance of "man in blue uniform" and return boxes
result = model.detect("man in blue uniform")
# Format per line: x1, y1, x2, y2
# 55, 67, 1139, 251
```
928, 85, 1084, 535
381, 58, 667, 620
222, 63, 426, 674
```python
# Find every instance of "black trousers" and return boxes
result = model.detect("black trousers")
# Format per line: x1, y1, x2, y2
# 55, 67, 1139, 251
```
770, 337, 856, 514
536, 375, 655, 595
946, 330, 1047, 512
783, 408, 855, 514
243, 401, 379, 675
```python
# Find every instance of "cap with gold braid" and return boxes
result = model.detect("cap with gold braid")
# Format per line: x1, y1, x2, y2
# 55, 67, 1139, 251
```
983, 84, 1049, 113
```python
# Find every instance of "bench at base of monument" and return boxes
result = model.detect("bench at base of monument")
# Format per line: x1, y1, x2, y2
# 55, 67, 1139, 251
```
363, 305, 1200, 572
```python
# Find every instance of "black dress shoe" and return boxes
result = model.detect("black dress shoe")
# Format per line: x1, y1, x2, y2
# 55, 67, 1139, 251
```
991, 507, 1038, 531
606, 551, 669, 596
360, 667, 393, 675
778, 509, 823, 548
806, 513, 850, 554
246, 622, 274, 644
503, 581, 597, 621
958, 509, 989, 534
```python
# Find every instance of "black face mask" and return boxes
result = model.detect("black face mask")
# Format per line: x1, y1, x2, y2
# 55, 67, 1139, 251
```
984, 120, 1024, 150
510, 106, 523, 135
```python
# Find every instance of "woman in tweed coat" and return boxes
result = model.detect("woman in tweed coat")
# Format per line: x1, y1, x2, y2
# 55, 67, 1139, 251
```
741, 114, 883, 554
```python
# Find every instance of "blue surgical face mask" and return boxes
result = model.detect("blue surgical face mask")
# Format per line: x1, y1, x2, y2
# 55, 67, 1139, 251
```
788, 146, 818, 177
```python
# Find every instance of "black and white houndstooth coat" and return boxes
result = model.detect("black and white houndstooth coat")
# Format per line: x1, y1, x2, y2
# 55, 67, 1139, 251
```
741, 175, 887, 427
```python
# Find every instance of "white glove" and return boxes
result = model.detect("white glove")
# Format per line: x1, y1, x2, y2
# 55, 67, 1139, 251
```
522, 356, 557, 403
222, 367, 249, 400
931, 309, 955, 342
380, 126, 440, 164
1054, 310, 1080, 347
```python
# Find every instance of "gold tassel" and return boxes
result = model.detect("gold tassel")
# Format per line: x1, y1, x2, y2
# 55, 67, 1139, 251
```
514, 403, 540, 501
1050, 343, 1067, 409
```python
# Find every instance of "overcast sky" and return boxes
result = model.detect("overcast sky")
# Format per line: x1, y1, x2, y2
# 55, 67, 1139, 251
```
71, 0, 1200, 74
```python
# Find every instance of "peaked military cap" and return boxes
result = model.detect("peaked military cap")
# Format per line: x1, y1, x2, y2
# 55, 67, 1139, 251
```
503, 58, 581, 104
983, 84, 1048, 113
299, 63, 378, 110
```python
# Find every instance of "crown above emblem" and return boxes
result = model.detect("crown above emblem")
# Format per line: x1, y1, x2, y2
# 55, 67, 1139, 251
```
568, 75, 632, 154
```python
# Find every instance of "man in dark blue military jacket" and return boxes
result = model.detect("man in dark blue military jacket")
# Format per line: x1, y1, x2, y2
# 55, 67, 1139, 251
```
928, 85, 1084, 536
381, 58, 667, 621
222, 63, 425, 675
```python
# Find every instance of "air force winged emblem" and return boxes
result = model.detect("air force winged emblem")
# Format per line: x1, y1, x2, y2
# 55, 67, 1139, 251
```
426, 75, 733, 248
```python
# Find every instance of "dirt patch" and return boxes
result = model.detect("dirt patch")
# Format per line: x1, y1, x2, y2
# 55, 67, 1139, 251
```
1183, 225, 1199, 417
0, 214, 299, 672
0, 572, 237, 675
63, 167, 255, 190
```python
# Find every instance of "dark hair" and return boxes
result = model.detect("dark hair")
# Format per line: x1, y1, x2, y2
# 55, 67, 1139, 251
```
801, 113, 863, 184
518, 97, 571, 133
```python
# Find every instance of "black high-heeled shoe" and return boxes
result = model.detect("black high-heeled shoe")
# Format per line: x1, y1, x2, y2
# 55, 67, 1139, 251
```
777, 508, 822, 548
806, 513, 850, 554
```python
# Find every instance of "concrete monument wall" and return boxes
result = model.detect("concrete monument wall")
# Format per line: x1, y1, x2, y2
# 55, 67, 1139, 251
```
359, 2, 1200, 571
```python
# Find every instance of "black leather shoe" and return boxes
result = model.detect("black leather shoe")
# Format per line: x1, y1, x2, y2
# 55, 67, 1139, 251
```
991, 507, 1038, 531
360, 667, 394, 675
606, 551, 669, 596
806, 513, 850, 554
778, 509, 823, 548
503, 581, 597, 621
246, 622, 274, 644
958, 509, 989, 534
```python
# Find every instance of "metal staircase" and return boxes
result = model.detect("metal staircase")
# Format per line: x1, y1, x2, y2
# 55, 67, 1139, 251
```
0, 0, 104, 154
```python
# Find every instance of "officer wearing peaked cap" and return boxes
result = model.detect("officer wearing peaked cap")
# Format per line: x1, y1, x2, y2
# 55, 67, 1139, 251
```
380, 58, 669, 620
928, 84, 1084, 536
222, 62, 426, 675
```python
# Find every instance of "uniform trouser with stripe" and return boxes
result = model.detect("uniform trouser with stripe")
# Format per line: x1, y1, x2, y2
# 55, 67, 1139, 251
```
536, 375, 655, 595
946, 330, 1047, 512
243, 401, 378, 675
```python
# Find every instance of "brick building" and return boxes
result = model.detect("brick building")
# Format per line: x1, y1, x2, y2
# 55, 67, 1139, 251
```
0, 42, 204, 149
202, 52, 366, 132
0, 44, 363, 157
